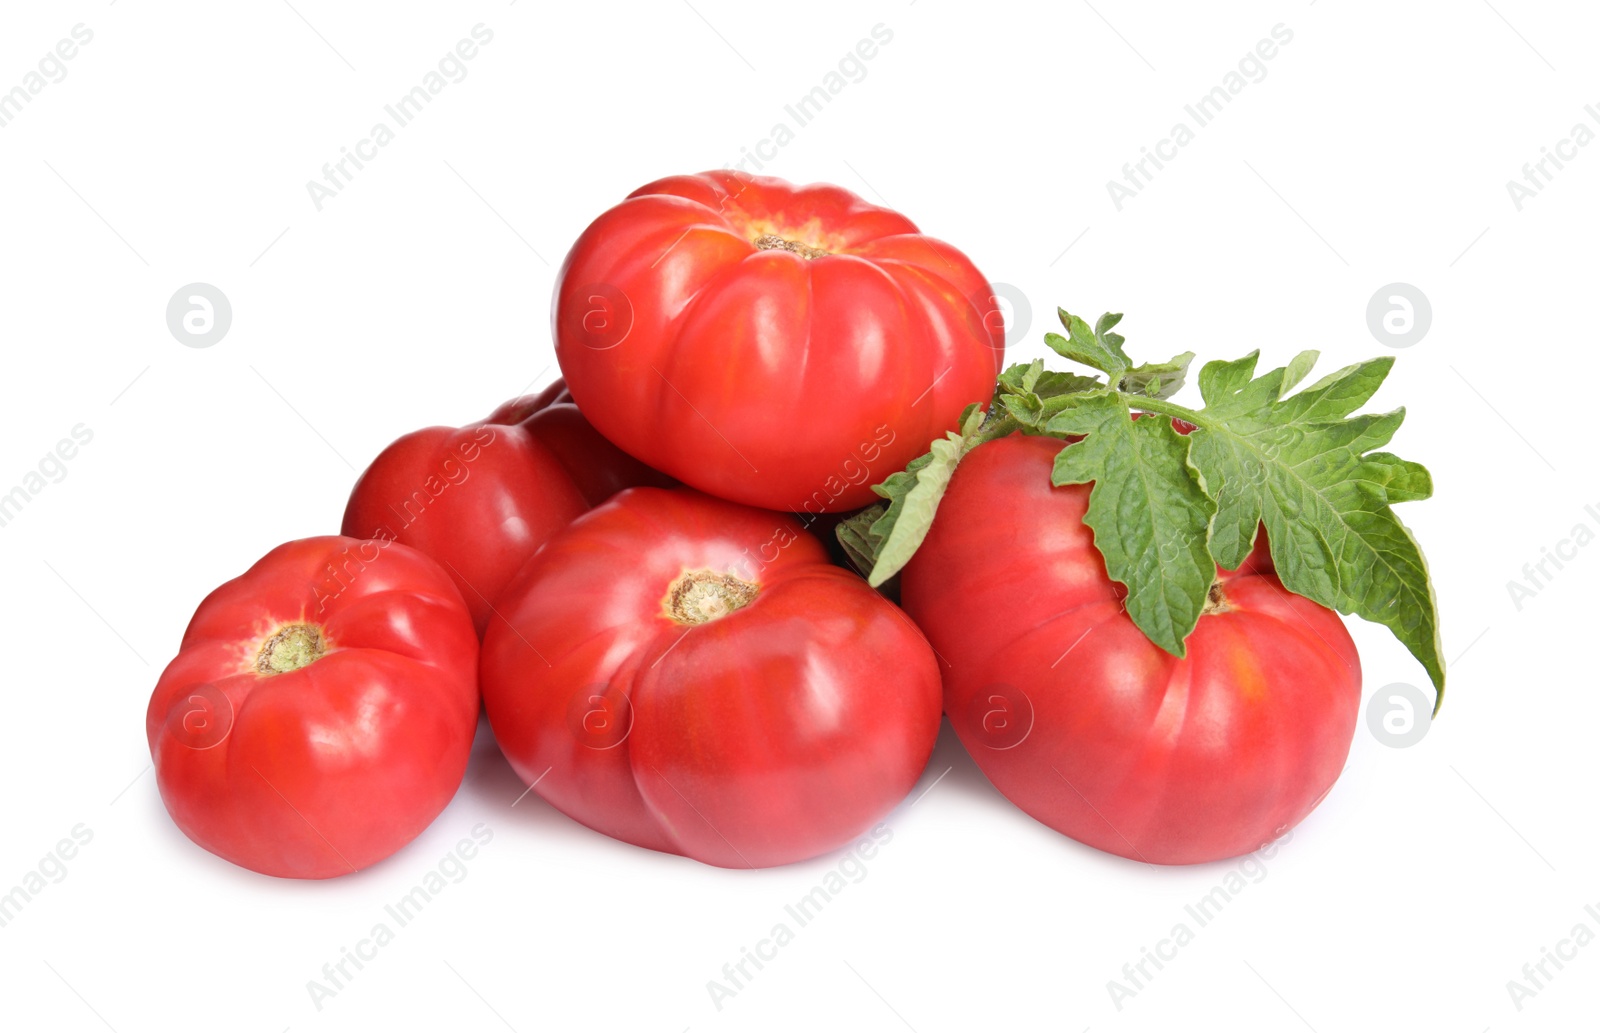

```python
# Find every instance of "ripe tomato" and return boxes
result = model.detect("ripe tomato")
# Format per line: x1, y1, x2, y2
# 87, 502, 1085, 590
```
900, 435, 1362, 865
145, 536, 479, 879
342, 380, 669, 635
479, 487, 942, 868
553, 171, 1006, 514
483, 379, 675, 506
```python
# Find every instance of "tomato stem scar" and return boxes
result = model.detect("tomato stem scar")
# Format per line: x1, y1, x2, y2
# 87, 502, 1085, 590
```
664, 570, 759, 625
256, 623, 327, 674
752, 234, 830, 259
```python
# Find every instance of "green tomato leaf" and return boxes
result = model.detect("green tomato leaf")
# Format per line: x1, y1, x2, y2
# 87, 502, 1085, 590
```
1185, 356, 1444, 699
996, 359, 1044, 396
1197, 351, 1261, 403
1357, 452, 1433, 504
1044, 309, 1130, 384
866, 411, 979, 586
1035, 369, 1106, 397
999, 391, 1046, 428
1198, 350, 1322, 417
1046, 392, 1217, 656
844, 404, 988, 588
994, 361, 1103, 433
835, 504, 887, 579
1122, 351, 1197, 400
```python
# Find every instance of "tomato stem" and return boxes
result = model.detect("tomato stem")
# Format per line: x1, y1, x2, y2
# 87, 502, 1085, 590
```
1114, 392, 1208, 428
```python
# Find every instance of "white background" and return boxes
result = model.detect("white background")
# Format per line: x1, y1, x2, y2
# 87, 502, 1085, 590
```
0, 1, 1593, 1030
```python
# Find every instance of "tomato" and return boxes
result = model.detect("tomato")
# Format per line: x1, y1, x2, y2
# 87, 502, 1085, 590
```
483, 379, 675, 506
145, 536, 479, 879
342, 380, 669, 635
479, 487, 943, 868
553, 170, 1006, 514
900, 435, 1362, 865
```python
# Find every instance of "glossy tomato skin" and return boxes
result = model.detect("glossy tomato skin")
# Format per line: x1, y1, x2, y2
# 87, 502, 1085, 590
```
146, 536, 479, 879
901, 435, 1362, 865
343, 380, 667, 635
483, 380, 675, 506
553, 171, 1006, 513
480, 487, 943, 868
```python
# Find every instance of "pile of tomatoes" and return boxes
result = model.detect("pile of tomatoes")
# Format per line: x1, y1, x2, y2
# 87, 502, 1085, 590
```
146, 170, 1361, 878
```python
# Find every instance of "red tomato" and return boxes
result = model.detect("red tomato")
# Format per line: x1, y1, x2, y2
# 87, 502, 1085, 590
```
483, 379, 675, 506
145, 536, 479, 879
479, 487, 943, 868
553, 171, 1005, 514
342, 380, 668, 635
900, 435, 1362, 865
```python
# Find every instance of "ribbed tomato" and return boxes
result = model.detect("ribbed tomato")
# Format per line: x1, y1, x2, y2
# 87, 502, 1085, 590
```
484, 379, 675, 506
145, 536, 479, 879
900, 435, 1362, 865
342, 380, 669, 635
553, 171, 1005, 513
479, 487, 943, 868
